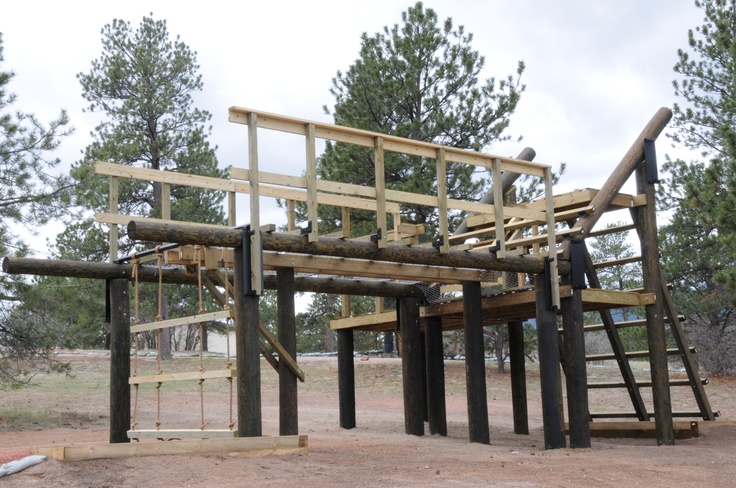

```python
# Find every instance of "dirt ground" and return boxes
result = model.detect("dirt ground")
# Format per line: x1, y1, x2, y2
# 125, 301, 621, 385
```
1, 351, 735, 487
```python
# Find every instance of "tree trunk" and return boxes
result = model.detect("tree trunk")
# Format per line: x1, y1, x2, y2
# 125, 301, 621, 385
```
495, 325, 505, 373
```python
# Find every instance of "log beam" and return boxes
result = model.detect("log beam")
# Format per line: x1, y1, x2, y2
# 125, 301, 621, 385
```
127, 221, 571, 276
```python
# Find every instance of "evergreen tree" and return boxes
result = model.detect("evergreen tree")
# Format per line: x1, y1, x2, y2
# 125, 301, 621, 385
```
661, 0, 736, 373
317, 2, 525, 237
58, 15, 227, 356
0, 33, 74, 388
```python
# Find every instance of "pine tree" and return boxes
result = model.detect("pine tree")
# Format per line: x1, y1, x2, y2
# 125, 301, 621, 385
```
0, 33, 74, 388
59, 15, 227, 356
317, 2, 525, 237
661, 0, 736, 373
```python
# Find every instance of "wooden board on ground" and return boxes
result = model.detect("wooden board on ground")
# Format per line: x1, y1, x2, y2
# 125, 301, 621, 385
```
33, 435, 308, 461
571, 422, 699, 439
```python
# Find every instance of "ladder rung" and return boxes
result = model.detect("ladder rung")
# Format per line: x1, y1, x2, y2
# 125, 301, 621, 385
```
588, 378, 708, 389
128, 429, 238, 439
586, 347, 694, 362
560, 315, 685, 333
130, 368, 236, 385
131, 309, 234, 334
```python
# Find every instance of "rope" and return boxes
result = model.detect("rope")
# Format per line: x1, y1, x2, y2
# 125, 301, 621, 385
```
222, 246, 235, 430
131, 252, 140, 432
195, 245, 206, 431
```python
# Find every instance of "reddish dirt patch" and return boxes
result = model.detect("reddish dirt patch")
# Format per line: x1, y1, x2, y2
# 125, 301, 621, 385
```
0, 352, 734, 487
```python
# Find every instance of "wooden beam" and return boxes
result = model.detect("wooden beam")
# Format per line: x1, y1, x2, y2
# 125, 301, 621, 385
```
127, 221, 572, 276
424, 316, 447, 436
337, 329, 356, 429
130, 310, 234, 334
128, 429, 236, 439
34, 435, 308, 461
228, 106, 549, 176
278, 268, 298, 435
400, 297, 424, 436
561, 287, 591, 448
508, 319, 529, 435
109, 279, 130, 444
463, 281, 490, 444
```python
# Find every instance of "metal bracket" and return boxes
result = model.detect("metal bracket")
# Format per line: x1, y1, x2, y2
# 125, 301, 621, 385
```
644, 138, 659, 184
370, 228, 383, 243
570, 238, 587, 290
105, 279, 112, 323
432, 235, 444, 249
300, 221, 312, 236
544, 257, 557, 311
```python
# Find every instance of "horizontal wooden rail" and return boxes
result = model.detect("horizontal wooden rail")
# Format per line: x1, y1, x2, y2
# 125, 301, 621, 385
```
228, 107, 550, 176
579, 315, 684, 333
128, 429, 237, 439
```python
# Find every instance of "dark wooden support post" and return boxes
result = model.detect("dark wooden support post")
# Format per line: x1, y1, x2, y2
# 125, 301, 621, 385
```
462, 281, 490, 444
508, 320, 529, 435
425, 316, 447, 436
234, 245, 262, 437
634, 162, 675, 445
109, 278, 130, 444
561, 287, 591, 448
420, 332, 428, 422
399, 297, 424, 436
535, 274, 566, 449
337, 329, 356, 429
277, 267, 298, 435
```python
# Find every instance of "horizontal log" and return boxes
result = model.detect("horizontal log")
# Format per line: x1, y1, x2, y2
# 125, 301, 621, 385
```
127, 221, 571, 275
2, 257, 425, 298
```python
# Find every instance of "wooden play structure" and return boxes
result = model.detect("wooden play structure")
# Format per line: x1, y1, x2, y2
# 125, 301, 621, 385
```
1, 105, 718, 456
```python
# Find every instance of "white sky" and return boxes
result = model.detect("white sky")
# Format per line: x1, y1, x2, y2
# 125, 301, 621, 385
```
2, 0, 703, 256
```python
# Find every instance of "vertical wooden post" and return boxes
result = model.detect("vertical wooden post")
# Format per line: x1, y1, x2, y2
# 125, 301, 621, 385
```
247, 112, 263, 295
305, 123, 319, 243
561, 287, 590, 448
109, 278, 130, 444
234, 245, 262, 437
374, 137, 387, 248
228, 191, 237, 227
277, 267, 298, 436
634, 162, 675, 445
462, 281, 490, 444
399, 297, 424, 436
535, 274, 566, 449
337, 329, 356, 429
109, 176, 119, 262
508, 319, 529, 435
435, 148, 449, 254
425, 316, 447, 436
492, 158, 506, 259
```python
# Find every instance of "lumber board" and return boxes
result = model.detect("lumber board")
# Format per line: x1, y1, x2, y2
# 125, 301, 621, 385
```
127, 429, 237, 439
588, 378, 707, 389
129, 368, 236, 385
34, 435, 308, 461
259, 321, 305, 382
586, 347, 695, 362
331, 310, 397, 330
580, 288, 654, 307
228, 106, 549, 175
565, 422, 699, 439
130, 309, 234, 334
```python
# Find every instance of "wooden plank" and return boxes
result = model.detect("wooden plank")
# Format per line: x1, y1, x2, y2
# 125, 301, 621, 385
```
567, 422, 698, 440
305, 123, 319, 242
586, 347, 694, 362
96, 212, 230, 230
130, 368, 236, 385
36, 435, 308, 461
248, 112, 263, 295
493, 158, 506, 258
228, 107, 549, 175
259, 321, 305, 382
263, 251, 483, 284
544, 167, 560, 309
374, 136, 387, 248
580, 288, 654, 307
131, 308, 232, 333
109, 176, 119, 262
130, 310, 234, 334
593, 255, 642, 269
128, 429, 237, 439
96, 161, 238, 192
436, 148, 449, 253
588, 379, 707, 389
331, 310, 397, 330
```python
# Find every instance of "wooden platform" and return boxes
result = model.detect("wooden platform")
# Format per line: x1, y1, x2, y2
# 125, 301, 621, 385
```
32, 435, 308, 461
330, 285, 655, 332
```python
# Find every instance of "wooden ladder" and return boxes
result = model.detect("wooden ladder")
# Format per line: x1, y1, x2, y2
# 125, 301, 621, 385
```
563, 243, 717, 421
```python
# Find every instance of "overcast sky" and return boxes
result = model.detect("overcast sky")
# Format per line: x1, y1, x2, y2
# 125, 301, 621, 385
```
2, 0, 704, 255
